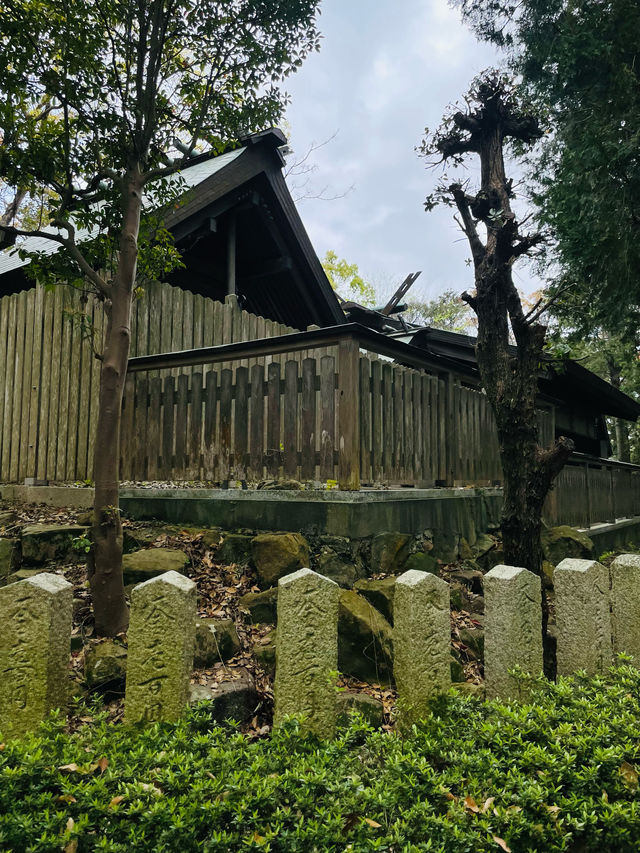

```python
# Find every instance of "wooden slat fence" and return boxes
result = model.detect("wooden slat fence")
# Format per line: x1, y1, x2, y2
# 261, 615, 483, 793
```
120, 355, 340, 483
0, 284, 303, 483
121, 350, 549, 489
544, 457, 640, 528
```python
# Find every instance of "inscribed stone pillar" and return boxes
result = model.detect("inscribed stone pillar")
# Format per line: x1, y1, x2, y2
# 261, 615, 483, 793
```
274, 568, 339, 738
555, 558, 612, 677
394, 570, 450, 725
610, 554, 640, 663
0, 572, 72, 738
124, 570, 196, 725
484, 565, 543, 699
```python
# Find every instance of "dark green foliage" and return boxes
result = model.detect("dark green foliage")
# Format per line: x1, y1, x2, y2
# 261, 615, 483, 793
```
455, 0, 640, 337
3, 666, 640, 851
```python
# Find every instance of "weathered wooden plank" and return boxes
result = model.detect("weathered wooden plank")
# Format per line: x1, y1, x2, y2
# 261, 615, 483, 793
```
219, 368, 232, 483
359, 358, 371, 483
161, 376, 175, 478
76, 297, 97, 480
202, 296, 214, 385
301, 357, 316, 481
133, 376, 149, 480
381, 362, 393, 482
65, 289, 83, 481
203, 370, 217, 479
320, 355, 336, 481
87, 297, 105, 481
147, 376, 162, 480
160, 283, 173, 380
438, 376, 447, 483
146, 281, 161, 359
392, 365, 404, 484
189, 372, 203, 480
247, 312, 258, 369
182, 289, 194, 352
25, 287, 44, 478
120, 373, 136, 480
403, 369, 413, 484
371, 358, 382, 483
171, 288, 184, 378
283, 360, 298, 479
234, 367, 248, 481
249, 363, 264, 481
10, 290, 27, 481
16, 288, 36, 480
203, 294, 214, 346
266, 361, 281, 478
1, 295, 18, 480
412, 372, 422, 484
213, 299, 224, 346
0, 296, 9, 475
421, 374, 432, 485
174, 373, 189, 477
193, 294, 204, 351
337, 338, 360, 490
44, 289, 63, 480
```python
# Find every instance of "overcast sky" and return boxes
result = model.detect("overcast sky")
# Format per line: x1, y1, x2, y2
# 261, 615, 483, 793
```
284, 0, 537, 303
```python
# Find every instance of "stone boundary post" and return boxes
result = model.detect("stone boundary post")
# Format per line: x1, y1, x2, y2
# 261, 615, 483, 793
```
274, 568, 339, 737
394, 569, 450, 725
484, 565, 543, 699
554, 558, 612, 677
0, 572, 72, 737
125, 570, 196, 725
610, 554, 640, 663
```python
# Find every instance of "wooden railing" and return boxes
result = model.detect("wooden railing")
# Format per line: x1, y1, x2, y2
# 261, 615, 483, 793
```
123, 323, 640, 528
123, 324, 539, 490
544, 454, 640, 528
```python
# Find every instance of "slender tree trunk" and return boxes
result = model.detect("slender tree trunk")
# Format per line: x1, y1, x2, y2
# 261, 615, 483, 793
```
615, 419, 631, 463
88, 170, 142, 636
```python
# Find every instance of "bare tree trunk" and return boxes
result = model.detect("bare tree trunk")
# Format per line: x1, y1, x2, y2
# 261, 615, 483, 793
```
0, 187, 27, 226
88, 171, 142, 636
615, 419, 631, 463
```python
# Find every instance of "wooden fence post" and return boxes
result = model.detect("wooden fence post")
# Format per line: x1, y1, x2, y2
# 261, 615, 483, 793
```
443, 371, 455, 487
584, 462, 592, 529
337, 336, 360, 490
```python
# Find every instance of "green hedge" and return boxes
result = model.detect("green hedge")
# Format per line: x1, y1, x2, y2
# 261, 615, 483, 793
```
2, 666, 640, 852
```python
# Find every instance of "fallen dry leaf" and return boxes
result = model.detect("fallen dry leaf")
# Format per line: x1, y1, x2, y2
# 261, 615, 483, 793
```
363, 818, 382, 828
109, 795, 125, 808
64, 842, 78, 853
620, 761, 639, 790
97, 756, 109, 774
56, 794, 77, 804
493, 837, 511, 852
463, 796, 480, 813
58, 763, 80, 774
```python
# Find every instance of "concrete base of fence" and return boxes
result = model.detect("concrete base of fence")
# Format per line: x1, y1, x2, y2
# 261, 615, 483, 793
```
582, 517, 640, 554
3, 484, 640, 552
117, 486, 502, 541
0, 484, 95, 508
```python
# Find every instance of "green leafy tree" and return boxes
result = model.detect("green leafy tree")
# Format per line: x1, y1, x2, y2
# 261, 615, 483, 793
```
404, 289, 476, 332
321, 250, 377, 307
455, 0, 640, 338
0, 0, 320, 636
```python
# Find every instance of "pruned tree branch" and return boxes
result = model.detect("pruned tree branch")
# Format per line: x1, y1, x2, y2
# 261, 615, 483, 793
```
450, 183, 486, 263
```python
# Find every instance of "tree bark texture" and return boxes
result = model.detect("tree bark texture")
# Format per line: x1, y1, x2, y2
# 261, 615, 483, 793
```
446, 87, 574, 577
88, 171, 142, 636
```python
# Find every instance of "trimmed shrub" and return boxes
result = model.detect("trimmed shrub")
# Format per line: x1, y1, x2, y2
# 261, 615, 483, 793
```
2, 664, 640, 851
